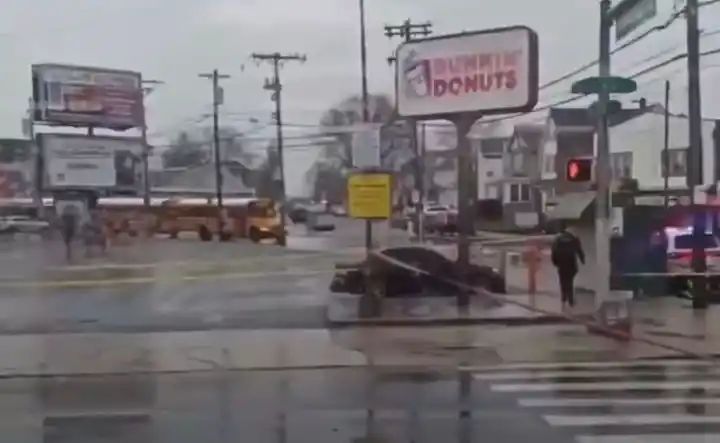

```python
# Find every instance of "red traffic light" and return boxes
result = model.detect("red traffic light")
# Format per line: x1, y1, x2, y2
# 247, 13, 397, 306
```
566, 158, 593, 182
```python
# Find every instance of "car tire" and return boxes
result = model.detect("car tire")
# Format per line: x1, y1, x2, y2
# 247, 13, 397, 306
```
198, 225, 212, 241
249, 227, 261, 243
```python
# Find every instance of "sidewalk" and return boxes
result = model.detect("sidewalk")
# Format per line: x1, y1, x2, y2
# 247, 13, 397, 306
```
326, 293, 589, 326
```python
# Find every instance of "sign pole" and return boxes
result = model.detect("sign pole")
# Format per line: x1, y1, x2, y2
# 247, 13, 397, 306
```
455, 114, 478, 309
595, 0, 612, 311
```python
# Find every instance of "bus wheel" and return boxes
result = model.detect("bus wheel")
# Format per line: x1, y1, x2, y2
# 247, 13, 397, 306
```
198, 226, 213, 241
249, 227, 261, 243
169, 230, 179, 239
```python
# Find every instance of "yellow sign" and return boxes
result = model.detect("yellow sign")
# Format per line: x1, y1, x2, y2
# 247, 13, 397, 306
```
347, 172, 392, 219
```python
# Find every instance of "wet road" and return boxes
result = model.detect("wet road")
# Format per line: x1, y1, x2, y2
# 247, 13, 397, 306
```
0, 218, 406, 335
1, 359, 719, 442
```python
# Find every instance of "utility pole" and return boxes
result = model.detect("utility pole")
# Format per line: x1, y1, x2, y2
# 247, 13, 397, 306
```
686, 0, 708, 308
596, 0, 612, 310
664, 80, 670, 209
359, 0, 372, 252
141, 79, 164, 208
385, 19, 432, 243
251, 52, 306, 247
198, 69, 231, 241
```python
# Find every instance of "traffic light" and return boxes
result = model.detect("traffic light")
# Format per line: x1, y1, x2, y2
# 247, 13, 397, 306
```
566, 158, 593, 182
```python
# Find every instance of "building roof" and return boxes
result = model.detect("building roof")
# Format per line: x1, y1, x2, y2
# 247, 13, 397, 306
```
151, 164, 254, 195
549, 104, 666, 130
509, 124, 544, 153
549, 108, 594, 128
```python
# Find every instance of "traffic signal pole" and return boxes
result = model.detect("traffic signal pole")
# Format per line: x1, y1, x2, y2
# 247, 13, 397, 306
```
596, 0, 612, 310
687, 0, 708, 309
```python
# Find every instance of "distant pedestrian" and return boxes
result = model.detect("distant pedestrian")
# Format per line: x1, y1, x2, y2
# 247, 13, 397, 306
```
60, 207, 79, 262
551, 225, 585, 307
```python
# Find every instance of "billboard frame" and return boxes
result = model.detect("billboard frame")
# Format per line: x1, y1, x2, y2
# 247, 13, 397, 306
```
37, 133, 145, 193
395, 25, 539, 121
31, 63, 144, 130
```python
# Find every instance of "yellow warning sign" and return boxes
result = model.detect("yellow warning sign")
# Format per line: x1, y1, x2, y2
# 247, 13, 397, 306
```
347, 172, 392, 219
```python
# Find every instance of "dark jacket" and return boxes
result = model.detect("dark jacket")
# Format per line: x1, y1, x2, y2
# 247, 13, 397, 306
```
551, 231, 585, 273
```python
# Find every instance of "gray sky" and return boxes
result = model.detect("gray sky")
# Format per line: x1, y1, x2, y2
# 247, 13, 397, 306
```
2, 1, 720, 154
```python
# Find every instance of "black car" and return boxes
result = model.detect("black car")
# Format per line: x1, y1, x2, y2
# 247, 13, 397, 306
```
330, 246, 506, 297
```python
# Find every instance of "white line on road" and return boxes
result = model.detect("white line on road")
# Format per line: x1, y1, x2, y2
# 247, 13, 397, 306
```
491, 380, 720, 392
474, 368, 720, 381
519, 397, 720, 407
576, 435, 720, 443
466, 359, 716, 373
544, 413, 720, 427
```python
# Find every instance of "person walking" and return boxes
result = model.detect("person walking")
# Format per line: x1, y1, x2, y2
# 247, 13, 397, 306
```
551, 225, 585, 307
60, 206, 79, 262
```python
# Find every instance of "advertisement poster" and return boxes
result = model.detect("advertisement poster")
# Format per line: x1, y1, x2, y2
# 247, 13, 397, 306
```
32, 64, 143, 129
396, 26, 538, 118
40, 134, 143, 191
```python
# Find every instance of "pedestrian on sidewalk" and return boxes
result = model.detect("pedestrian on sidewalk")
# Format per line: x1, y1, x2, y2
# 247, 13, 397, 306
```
551, 224, 585, 307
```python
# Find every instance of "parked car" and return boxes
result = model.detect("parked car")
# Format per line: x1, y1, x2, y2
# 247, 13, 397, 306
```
288, 206, 308, 224
423, 205, 458, 234
0, 216, 50, 235
330, 246, 506, 296
307, 212, 335, 231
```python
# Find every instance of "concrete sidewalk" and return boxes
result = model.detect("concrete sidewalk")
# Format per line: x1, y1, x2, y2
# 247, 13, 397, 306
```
326, 293, 590, 326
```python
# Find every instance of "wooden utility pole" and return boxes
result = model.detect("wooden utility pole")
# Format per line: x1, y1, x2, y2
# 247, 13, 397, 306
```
251, 53, 306, 246
198, 69, 231, 240
385, 19, 432, 242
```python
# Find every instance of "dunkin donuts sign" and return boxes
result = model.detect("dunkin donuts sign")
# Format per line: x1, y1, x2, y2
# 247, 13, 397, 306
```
396, 26, 538, 118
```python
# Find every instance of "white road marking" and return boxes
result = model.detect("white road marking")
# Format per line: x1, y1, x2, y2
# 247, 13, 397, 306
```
491, 380, 720, 392
576, 434, 720, 443
474, 368, 720, 381
545, 413, 720, 427
519, 397, 720, 407
466, 359, 716, 373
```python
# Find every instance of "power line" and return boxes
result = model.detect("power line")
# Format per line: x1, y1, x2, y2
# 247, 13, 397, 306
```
481, 45, 720, 125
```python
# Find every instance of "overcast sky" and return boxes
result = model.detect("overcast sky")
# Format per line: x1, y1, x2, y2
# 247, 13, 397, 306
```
2, 1, 720, 144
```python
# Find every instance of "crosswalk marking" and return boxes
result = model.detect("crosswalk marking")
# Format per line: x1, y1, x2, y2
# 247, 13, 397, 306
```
477, 358, 720, 441
491, 380, 720, 392
576, 435, 720, 443
518, 397, 720, 407
545, 414, 720, 427
474, 368, 720, 381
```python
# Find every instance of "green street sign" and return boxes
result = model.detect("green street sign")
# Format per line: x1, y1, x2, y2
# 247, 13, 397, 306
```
571, 76, 637, 95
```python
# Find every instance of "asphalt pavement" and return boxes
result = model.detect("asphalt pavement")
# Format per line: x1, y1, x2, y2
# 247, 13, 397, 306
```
0, 217, 411, 335
0, 359, 718, 442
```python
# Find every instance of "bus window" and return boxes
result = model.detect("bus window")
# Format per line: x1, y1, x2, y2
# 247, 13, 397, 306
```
249, 201, 276, 218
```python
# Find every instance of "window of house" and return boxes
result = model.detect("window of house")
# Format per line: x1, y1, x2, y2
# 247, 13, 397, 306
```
487, 184, 499, 199
661, 148, 688, 177
511, 152, 524, 175
611, 152, 633, 179
544, 154, 555, 174
509, 183, 531, 202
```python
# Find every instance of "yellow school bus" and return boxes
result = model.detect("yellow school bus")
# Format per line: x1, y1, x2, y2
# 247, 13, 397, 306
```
156, 197, 283, 242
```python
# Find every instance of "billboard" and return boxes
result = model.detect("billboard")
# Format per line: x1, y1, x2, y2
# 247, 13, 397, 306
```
396, 26, 538, 119
32, 64, 143, 129
39, 134, 144, 191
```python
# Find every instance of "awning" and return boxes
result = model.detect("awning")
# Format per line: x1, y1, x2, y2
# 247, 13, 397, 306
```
546, 191, 595, 220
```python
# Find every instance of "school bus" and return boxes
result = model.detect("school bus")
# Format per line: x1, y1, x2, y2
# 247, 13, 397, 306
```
155, 197, 283, 242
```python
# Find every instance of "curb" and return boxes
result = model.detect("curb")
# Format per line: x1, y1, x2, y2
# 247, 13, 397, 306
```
326, 314, 586, 328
